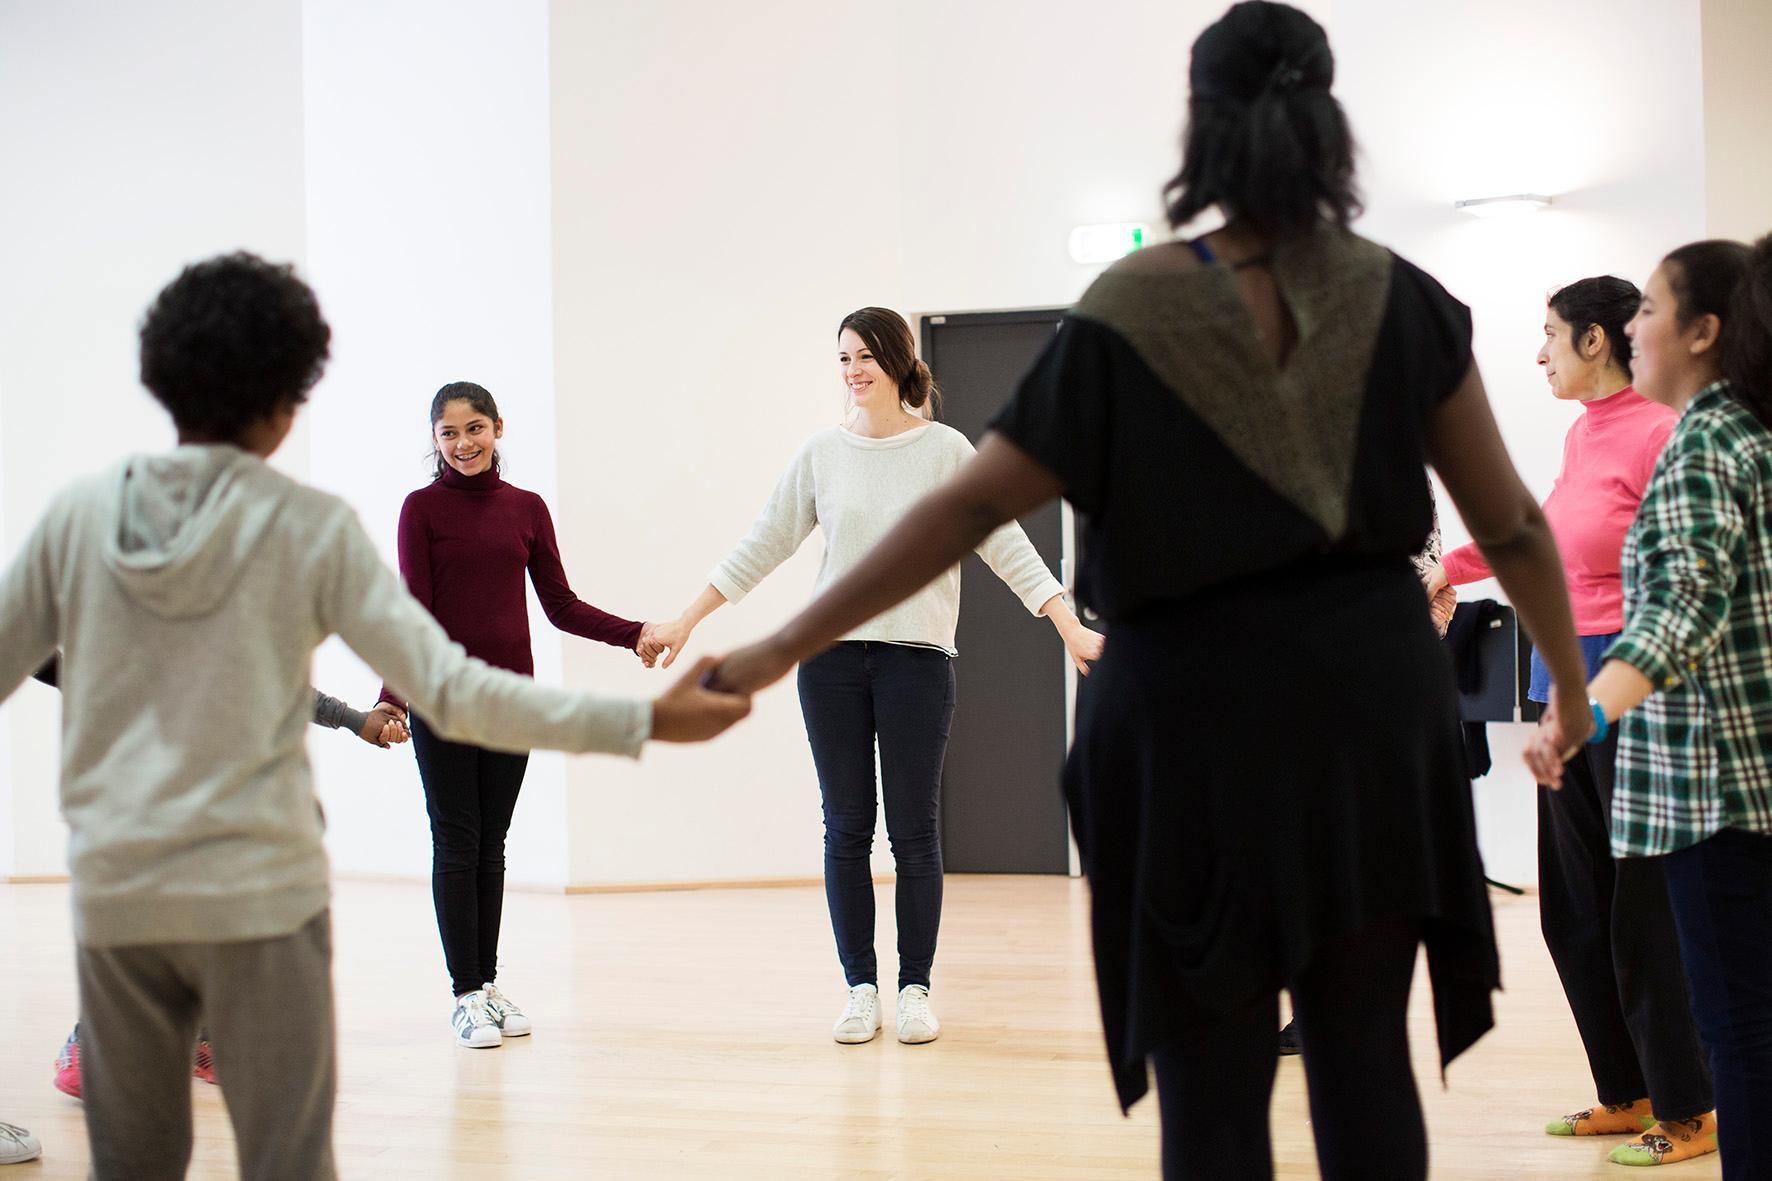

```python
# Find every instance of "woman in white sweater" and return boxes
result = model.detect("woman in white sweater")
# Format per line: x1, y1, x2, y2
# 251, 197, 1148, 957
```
647, 308, 1101, 1045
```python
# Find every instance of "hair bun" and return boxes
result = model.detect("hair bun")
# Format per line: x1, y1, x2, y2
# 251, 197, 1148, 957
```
1190, 1, 1333, 104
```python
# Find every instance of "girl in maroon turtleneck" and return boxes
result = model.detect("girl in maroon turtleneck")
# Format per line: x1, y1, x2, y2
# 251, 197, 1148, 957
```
382, 381, 653, 1049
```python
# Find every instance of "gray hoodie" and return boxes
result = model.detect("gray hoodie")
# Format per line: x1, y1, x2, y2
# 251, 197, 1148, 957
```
0, 445, 650, 947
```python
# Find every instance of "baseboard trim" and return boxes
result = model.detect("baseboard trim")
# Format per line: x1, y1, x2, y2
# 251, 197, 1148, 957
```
327, 871, 894, 895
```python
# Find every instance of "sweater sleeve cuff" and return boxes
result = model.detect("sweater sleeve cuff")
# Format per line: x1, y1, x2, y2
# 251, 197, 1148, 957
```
1439, 542, 1488, 585
1603, 631, 1690, 692
708, 567, 750, 606
1019, 575, 1067, 616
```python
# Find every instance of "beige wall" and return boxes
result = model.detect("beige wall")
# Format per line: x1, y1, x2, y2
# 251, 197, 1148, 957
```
1702, 0, 1772, 243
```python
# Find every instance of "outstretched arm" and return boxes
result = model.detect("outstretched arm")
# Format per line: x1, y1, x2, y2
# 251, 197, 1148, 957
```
710, 434, 1062, 692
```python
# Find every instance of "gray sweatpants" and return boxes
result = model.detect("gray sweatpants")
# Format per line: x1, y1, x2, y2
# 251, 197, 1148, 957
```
75, 910, 337, 1181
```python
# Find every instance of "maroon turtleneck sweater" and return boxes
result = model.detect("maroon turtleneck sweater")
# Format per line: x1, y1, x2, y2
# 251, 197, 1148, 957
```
379, 466, 643, 710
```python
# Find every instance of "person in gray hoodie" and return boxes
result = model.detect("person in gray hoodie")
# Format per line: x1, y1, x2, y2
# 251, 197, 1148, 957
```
0, 252, 751, 1181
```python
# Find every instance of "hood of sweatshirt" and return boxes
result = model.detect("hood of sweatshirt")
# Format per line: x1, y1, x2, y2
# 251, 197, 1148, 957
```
102, 445, 292, 619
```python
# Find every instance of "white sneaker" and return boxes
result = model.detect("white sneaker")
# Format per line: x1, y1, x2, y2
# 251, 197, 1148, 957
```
0, 1121, 42, 1165
897, 985, 940, 1044
832, 983, 882, 1044
483, 983, 531, 1036
452, 991, 502, 1049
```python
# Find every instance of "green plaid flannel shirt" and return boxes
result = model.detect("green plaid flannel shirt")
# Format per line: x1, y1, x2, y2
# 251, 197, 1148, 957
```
1609, 381, 1772, 857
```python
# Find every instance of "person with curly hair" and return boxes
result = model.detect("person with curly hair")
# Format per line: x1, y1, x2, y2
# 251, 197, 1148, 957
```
0, 252, 752, 1179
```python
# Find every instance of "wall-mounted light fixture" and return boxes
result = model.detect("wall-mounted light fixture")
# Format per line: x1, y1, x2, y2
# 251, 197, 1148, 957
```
1454, 194, 1554, 218
1068, 222, 1148, 263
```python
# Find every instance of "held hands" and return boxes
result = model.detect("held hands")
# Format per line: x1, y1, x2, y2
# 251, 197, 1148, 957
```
642, 617, 695, 669
358, 703, 410, 749
704, 637, 797, 696
1428, 584, 1457, 638
635, 623, 664, 669
1058, 618, 1105, 675
1523, 686, 1595, 788
650, 656, 753, 742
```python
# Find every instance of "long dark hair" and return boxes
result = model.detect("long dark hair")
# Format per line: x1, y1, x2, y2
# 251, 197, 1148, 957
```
838, 307, 942, 420
1163, 1, 1360, 239
1548, 275, 1639, 379
1724, 235, 1772, 427
429, 380, 503, 479
1661, 240, 1756, 421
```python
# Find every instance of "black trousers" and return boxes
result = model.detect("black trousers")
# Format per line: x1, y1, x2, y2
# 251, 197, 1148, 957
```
1537, 730, 1712, 1119
411, 716, 530, 997
1664, 828, 1772, 1180
1152, 919, 1427, 1181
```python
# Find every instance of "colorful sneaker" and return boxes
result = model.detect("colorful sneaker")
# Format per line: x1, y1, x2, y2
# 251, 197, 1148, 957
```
0, 1122, 43, 1165
192, 1038, 219, 1086
452, 991, 502, 1049
53, 1024, 82, 1099
896, 985, 940, 1045
482, 984, 531, 1037
832, 984, 881, 1044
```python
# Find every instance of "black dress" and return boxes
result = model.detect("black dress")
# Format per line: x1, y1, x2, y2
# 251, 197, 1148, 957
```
990, 227, 1500, 1111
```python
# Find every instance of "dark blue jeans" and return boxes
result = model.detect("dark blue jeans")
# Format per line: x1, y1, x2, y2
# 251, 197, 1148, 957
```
1662, 827, 1772, 1178
798, 641, 956, 991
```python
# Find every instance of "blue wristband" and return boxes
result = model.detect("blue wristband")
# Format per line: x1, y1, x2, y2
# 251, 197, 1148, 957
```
1587, 699, 1609, 745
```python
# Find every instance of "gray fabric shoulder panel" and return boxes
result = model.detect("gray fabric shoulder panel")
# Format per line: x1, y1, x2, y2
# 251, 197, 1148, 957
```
1073, 229, 1393, 537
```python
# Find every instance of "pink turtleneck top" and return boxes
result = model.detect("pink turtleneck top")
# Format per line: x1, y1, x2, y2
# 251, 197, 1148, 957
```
1442, 386, 1675, 634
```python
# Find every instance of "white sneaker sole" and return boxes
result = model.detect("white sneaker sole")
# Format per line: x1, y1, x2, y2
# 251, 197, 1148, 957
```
498, 1023, 532, 1037
897, 1023, 940, 1045
455, 1030, 502, 1049
833, 1022, 881, 1045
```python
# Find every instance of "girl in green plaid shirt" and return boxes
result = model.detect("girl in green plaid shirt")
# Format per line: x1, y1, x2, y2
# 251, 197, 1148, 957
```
1531, 236, 1772, 1177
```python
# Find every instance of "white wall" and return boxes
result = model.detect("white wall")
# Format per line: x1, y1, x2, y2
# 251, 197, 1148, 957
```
0, 0, 308, 878
1330, 0, 1708, 883
301, 0, 570, 889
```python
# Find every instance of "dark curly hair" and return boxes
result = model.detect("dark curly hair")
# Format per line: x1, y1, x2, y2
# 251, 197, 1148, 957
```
1164, 1, 1361, 240
139, 252, 331, 442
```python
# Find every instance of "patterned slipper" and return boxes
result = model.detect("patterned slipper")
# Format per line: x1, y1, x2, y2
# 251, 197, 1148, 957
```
1607, 1118, 1719, 1166
1545, 1101, 1655, 1137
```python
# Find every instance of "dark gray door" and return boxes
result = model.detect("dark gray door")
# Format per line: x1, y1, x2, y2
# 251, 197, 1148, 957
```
922, 310, 1072, 874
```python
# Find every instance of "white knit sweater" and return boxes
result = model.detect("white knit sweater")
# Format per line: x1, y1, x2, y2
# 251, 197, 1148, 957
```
710, 423, 1065, 654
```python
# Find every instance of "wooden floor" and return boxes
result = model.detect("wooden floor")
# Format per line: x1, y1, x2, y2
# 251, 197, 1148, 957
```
0, 877, 1722, 1179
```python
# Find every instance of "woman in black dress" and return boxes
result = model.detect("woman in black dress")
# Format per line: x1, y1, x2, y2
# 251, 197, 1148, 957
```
710, 3, 1588, 1176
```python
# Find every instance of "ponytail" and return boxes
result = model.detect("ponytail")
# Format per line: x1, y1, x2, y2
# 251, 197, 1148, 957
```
1724, 234, 1772, 428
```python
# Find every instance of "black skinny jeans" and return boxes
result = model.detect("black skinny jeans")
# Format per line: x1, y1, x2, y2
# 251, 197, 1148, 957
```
797, 641, 955, 992
1538, 730, 1712, 1118
1663, 828, 1772, 1180
410, 716, 530, 997
1152, 919, 1427, 1181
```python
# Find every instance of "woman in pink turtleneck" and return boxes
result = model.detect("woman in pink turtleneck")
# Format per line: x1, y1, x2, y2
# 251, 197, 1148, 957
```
1430, 277, 1716, 1159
